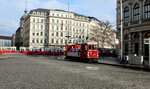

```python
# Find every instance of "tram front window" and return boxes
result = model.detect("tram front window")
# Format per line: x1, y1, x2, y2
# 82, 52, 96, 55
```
88, 45, 97, 50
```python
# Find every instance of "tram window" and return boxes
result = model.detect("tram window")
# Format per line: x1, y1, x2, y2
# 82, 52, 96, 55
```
81, 45, 87, 50
89, 45, 97, 50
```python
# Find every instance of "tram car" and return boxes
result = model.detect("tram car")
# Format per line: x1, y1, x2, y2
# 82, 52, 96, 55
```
65, 41, 99, 62
19, 47, 65, 55
0, 47, 17, 54
98, 48, 116, 57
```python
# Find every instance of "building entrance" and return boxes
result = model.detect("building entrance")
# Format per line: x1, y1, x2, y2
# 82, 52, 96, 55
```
144, 44, 149, 60
134, 43, 139, 56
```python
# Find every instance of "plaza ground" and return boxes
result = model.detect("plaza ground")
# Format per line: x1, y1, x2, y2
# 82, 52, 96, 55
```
0, 54, 150, 89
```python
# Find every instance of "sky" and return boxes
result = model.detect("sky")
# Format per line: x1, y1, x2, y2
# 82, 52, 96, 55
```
0, 0, 116, 36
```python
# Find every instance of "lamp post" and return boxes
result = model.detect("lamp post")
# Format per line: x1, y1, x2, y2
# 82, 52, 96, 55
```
120, 0, 123, 62
65, 2, 71, 44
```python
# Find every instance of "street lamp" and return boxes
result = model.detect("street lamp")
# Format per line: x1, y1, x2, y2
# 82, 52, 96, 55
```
120, 0, 123, 62
65, 2, 71, 44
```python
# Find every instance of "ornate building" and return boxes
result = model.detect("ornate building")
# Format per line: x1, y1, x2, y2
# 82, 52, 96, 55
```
15, 8, 28, 49
117, 0, 150, 58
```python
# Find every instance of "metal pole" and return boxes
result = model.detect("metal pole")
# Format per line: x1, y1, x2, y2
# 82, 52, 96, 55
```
68, 2, 70, 43
65, 2, 71, 44
149, 38, 150, 68
120, 0, 123, 62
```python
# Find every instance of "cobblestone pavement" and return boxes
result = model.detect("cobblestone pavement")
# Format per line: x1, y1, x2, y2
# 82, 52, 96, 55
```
0, 54, 150, 89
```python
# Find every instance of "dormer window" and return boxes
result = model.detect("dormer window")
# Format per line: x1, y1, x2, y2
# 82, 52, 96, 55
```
41, 12, 44, 16
33, 12, 36, 15
37, 12, 40, 16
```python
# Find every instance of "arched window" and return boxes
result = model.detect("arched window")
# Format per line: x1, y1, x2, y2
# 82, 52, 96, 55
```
134, 34, 139, 39
124, 34, 129, 40
144, 0, 150, 18
124, 6, 129, 23
133, 3, 140, 21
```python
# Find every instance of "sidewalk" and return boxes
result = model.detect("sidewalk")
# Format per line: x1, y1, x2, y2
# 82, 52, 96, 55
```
98, 56, 150, 70
98, 56, 119, 65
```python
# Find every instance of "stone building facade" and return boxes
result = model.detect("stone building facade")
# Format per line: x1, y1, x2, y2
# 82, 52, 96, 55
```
117, 0, 150, 58
15, 8, 116, 49
22, 9, 92, 48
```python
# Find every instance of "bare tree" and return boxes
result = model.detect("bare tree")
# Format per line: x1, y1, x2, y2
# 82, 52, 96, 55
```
89, 21, 115, 48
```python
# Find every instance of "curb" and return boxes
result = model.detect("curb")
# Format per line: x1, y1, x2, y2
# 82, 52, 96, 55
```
98, 62, 150, 71
0, 56, 24, 60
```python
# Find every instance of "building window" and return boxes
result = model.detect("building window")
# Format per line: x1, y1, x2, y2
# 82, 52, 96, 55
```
36, 39, 39, 43
51, 39, 54, 43
40, 39, 43, 43
144, 0, 150, 18
32, 39, 35, 43
56, 40, 58, 44
133, 3, 140, 21
41, 25, 43, 29
56, 32, 59, 36
124, 34, 129, 40
45, 25, 48, 30
32, 24, 35, 29
37, 32, 39, 36
56, 25, 59, 30
51, 25, 54, 29
65, 26, 67, 30
65, 40, 67, 44
44, 39, 47, 43
57, 20, 59, 23
32, 32, 35, 36
52, 19, 54, 23
33, 18, 35, 22
41, 19, 44, 23
61, 33, 63, 37
61, 39, 63, 44
52, 32, 54, 36
41, 32, 43, 36
37, 19, 39, 23
124, 6, 129, 23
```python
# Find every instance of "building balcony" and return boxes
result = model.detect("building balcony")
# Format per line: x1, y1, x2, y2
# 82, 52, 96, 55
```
142, 18, 150, 23
131, 20, 139, 25
123, 18, 150, 28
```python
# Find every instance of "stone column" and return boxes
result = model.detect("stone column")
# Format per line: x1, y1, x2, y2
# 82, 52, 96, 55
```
139, 32, 143, 55
129, 33, 132, 54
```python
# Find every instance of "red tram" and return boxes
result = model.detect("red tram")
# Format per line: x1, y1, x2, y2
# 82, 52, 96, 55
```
19, 47, 65, 55
0, 47, 17, 54
65, 41, 99, 62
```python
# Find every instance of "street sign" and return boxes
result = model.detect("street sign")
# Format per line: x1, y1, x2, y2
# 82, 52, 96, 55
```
144, 39, 150, 44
